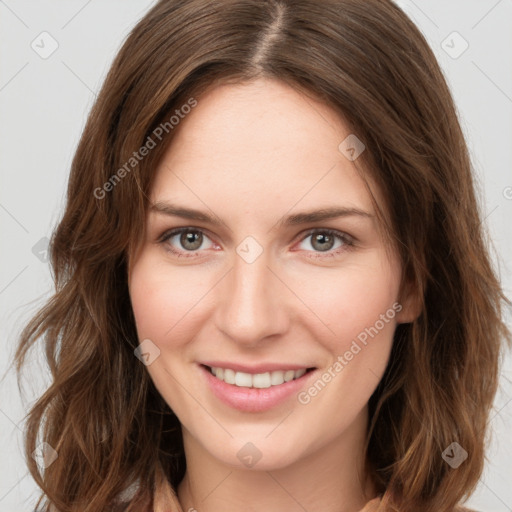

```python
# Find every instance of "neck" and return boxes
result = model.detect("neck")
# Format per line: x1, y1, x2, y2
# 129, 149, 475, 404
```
176, 407, 377, 512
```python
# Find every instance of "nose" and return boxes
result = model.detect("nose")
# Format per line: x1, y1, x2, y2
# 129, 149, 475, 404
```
214, 248, 289, 347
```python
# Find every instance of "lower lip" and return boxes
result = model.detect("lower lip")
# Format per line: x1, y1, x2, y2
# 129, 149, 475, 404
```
200, 364, 316, 413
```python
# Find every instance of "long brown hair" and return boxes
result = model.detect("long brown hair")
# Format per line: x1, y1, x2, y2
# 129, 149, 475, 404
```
15, 1, 510, 511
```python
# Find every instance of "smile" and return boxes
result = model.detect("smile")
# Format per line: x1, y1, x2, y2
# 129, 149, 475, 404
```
208, 366, 310, 388
200, 363, 317, 412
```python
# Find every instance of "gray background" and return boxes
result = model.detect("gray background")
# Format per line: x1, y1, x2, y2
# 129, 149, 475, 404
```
1, 0, 511, 510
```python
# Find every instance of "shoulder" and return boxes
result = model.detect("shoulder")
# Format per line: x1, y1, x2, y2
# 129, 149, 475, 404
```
364, 496, 480, 512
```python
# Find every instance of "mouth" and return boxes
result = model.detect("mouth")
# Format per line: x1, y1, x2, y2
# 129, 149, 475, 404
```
202, 364, 316, 389
199, 363, 317, 412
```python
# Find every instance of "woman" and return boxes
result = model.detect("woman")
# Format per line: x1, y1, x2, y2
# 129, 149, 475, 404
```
15, 1, 510, 511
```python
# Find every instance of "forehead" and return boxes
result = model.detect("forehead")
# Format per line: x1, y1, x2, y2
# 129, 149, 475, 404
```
150, 78, 382, 226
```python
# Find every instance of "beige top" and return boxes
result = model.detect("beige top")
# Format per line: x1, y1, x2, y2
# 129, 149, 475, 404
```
153, 485, 476, 512
154, 491, 384, 512
144, 474, 475, 512
151, 470, 386, 512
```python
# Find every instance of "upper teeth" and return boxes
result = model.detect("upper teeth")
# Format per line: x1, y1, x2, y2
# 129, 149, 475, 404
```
210, 367, 307, 388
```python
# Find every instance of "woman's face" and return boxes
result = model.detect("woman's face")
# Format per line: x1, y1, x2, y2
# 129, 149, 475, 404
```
129, 78, 414, 470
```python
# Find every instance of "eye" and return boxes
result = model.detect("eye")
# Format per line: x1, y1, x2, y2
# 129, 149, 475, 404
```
296, 229, 353, 256
158, 227, 354, 259
159, 227, 217, 257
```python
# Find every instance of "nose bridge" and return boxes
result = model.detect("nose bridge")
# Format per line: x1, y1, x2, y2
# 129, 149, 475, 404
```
215, 245, 286, 345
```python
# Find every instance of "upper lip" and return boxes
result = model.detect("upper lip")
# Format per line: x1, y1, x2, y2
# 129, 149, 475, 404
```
200, 361, 315, 374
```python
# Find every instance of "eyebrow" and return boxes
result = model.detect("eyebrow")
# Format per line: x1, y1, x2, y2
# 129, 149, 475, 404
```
149, 201, 373, 228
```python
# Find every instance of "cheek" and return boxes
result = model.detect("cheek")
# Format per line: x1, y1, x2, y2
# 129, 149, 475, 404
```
128, 256, 206, 412
292, 261, 400, 428
129, 255, 211, 342
291, 255, 401, 350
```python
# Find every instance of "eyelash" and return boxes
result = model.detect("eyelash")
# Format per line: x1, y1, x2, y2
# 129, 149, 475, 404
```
157, 227, 355, 260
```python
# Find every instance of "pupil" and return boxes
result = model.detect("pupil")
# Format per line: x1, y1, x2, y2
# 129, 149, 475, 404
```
180, 231, 202, 250
312, 233, 334, 251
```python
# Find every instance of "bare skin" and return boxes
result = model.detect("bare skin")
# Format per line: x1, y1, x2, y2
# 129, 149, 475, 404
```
128, 78, 417, 512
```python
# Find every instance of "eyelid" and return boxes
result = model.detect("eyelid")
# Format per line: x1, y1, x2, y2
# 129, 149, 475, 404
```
294, 227, 354, 244
158, 226, 355, 258
157, 226, 215, 244
291, 227, 355, 255
157, 226, 217, 258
